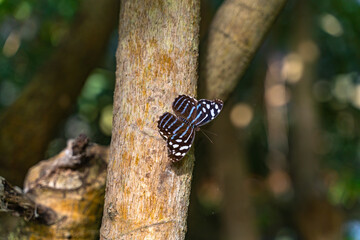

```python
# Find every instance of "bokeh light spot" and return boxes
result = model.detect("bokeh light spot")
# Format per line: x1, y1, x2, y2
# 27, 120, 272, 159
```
100, 105, 113, 136
281, 53, 304, 83
266, 84, 290, 107
298, 40, 319, 63
14, 2, 32, 20
319, 13, 343, 37
82, 70, 108, 100
3, 32, 21, 57
230, 103, 253, 128
345, 221, 360, 240
333, 73, 354, 103
267, 170, 292, 196
352, 83, 360, 109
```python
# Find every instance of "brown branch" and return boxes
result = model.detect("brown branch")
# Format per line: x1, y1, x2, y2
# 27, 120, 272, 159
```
200, 0, 287, 100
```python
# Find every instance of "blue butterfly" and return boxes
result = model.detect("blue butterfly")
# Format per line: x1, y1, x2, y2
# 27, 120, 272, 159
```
158, 95, 223, 162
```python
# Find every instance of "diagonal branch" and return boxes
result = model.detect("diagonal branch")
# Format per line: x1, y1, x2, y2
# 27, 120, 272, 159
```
201, 0, 287, 100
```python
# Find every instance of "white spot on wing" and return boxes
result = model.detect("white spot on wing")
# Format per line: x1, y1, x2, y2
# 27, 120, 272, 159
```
179, 146, 189, 151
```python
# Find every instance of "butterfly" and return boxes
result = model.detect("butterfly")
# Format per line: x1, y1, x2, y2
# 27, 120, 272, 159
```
157, 95, 223, 162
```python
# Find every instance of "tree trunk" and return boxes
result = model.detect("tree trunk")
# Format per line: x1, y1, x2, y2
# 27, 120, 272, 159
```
0, 0, 119, 186
1, 135, 108, 239
100, 1, 200, 239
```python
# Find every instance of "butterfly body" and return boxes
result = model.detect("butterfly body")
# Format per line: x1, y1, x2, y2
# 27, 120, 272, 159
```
157, 95, 223, 162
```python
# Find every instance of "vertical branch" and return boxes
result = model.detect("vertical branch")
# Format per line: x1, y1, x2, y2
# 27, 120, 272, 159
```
101, 1, 200, 239
288, 1, 343, 239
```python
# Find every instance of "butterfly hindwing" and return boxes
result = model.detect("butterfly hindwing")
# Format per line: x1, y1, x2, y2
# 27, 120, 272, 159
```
167, 125, 195, 162
157, 112, 184, 140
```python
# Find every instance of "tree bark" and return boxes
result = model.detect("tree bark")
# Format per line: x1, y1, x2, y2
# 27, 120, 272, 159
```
100, 1, 200, 239
200, 0, 287, 100
0, 0, 119, 186
1, 135, 108, 239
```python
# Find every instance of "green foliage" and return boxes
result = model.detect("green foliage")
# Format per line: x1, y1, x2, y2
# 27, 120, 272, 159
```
0, 0, 116, 156
0, 0, 79, 111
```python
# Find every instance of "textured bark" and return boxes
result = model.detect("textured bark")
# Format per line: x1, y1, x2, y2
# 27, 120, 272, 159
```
200, 0, 287, 100
100, 1, 200, 239
1, 135, 108, 239
0, 0, 119, 186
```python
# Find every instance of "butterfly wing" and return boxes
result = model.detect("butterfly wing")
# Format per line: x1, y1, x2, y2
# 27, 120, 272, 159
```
158, 112, 195, 162
191, 99, 223, 127
167, 124, 195, 162
157, 112, 184, 140
172, 95, 198, 123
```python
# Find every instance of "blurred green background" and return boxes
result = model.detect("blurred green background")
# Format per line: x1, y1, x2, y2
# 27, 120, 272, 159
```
0, 0, 117, 155
1, 0, 360, 239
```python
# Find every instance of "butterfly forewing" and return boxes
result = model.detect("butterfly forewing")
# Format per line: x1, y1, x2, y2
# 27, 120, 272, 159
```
191, 99, 223, 127
172, 95, 198, 123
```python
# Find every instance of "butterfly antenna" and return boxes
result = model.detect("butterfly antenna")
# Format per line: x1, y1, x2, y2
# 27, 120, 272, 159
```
201, 128, 218, 137
200, 129, 214, 144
